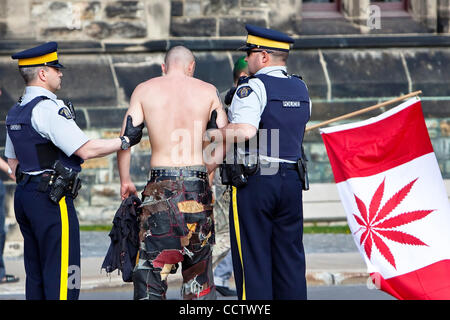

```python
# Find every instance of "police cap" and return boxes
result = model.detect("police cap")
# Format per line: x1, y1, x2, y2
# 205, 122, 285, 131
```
238, 24, 294, 52
11, 42, 64, 69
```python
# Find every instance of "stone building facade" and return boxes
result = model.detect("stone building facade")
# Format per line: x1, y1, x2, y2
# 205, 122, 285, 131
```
0, 0, 449, 227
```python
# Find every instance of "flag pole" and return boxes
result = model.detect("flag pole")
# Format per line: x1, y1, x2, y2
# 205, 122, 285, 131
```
305, 90, 422, 132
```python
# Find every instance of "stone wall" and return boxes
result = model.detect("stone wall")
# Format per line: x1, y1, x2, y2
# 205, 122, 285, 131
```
3, 0, 450, 40
2, 42, 449, 223
0, 0, 450, 225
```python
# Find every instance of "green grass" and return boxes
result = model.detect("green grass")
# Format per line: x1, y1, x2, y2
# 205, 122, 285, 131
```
303, 225, 351, 234
80, 224, 112, 232
80, 224, 351, 234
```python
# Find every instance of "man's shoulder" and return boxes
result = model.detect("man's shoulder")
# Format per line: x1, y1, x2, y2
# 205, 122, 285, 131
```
135, 77, 161, 90
191, 77, 217, 91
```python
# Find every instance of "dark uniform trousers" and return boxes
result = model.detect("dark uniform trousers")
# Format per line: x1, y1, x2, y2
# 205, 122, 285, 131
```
14, 178, 80, 300
229, 164, 307, 300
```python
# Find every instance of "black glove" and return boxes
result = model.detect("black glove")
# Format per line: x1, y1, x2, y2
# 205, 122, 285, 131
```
124, 115, 144, 147
206, 110, 218, 130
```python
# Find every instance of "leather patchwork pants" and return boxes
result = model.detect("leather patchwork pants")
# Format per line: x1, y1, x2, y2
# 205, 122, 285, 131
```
133, 171, 216, 300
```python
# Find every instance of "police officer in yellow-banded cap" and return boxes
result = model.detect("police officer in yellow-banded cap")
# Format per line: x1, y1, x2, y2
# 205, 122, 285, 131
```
6, 42, 144, 300
216, 24, 312, 300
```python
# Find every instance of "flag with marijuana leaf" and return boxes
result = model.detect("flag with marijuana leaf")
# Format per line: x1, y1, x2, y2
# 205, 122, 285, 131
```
321, 97, 450, 300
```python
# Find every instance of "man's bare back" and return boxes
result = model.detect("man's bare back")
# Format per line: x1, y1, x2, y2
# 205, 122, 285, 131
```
138, 73, 221, 167
117, 46, 227, 199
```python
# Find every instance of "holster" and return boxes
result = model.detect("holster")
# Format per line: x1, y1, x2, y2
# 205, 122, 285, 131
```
220, 145, 259, 188
220, 163, 247, 188
297, 157, 309, 191
48, 161, 82, 203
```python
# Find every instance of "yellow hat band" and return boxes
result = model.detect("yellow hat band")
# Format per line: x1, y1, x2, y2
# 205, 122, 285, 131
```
246, 34, 290, 51
18, 51, 58, 67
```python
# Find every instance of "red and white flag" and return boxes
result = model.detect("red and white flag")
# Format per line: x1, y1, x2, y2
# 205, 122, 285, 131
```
320, 97, 450, 300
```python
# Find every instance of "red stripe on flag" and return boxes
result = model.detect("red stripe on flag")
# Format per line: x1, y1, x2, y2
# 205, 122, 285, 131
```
370, 259, 450, 300
321, 101, 434, 183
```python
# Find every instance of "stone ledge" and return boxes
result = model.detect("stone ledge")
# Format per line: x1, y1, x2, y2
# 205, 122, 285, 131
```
3, 34, 450, 55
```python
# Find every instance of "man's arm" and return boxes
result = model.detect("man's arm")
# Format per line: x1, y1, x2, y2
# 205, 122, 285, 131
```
204, 89, 229, 173
118, 85, 145, 200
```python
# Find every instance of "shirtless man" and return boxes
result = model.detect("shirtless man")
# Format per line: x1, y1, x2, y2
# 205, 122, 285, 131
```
117, 46, 227, 300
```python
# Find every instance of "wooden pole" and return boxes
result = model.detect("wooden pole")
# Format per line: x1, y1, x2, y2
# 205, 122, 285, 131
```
305, 90, 423, 132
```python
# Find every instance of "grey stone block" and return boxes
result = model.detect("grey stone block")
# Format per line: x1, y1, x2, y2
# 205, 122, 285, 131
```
114, 63, 162, 100
170, 17, 217, 37
112, 152, 151, 182
194, 52, 233, 93
287, 51, 328, 100
322, 50, 409, 98
300, 18, 361, 36
56, 55, 117, 107
105, 1, 143, 19
42, 27, 83, 38
204, 0, 240, 15
310, 100, 380, 122
85, 22, 112, 39
219, 17, 266, 36
87, 108, 126, 129
0, 23, 7, 39
404, 50, 450, 97
74, 109, 87, 130
369, 17, 431, 34
171, 0, 183, 16
421, 99, 450, 118
0, 62, 26, 115
111, 22, 147, 38
241, 0, 269, 7
0, 1, 6, 19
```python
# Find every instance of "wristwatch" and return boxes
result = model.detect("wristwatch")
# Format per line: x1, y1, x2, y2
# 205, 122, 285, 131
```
120, 136, 130, 150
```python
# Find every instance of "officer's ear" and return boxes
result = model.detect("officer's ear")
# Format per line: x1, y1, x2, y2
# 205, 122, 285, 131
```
36, 67, 48, 83
261, 51, 271, 64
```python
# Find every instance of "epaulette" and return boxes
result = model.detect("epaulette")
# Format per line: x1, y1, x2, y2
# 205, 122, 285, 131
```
290, 74, 303, 80
237, 75, 255, 86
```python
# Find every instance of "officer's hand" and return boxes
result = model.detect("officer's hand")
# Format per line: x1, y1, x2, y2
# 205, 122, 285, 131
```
121, 181, 137, 200
124, 115, 145, 147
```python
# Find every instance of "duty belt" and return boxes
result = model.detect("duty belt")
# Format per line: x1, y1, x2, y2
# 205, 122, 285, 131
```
150, 169, 208, 181
259, 162, 298, 170
16, 171, 52, 184
16, 171, 81, 197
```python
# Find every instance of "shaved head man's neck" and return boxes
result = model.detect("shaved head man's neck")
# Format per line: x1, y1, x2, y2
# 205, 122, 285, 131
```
162, 46, 196, 77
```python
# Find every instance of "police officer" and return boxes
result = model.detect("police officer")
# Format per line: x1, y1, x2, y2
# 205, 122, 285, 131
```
212, 24, 311, 300
5, 42, 143, 300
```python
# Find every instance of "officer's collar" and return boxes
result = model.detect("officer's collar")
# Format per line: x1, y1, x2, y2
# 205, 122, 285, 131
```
24, 86, 57, 101
255, 66, 287, 76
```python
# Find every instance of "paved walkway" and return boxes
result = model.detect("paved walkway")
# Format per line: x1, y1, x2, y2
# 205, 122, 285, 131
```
0, 232, 370, 297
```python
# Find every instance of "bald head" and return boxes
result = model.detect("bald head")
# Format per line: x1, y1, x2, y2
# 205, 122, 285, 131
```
163, 46, 196, 76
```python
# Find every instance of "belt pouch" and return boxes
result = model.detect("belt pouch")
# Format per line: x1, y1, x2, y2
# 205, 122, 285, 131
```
37, 174, 51, 192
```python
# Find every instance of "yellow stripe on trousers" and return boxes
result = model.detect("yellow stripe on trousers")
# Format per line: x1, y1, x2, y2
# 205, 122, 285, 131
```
232, 186, 246, 300
58, 196, 69, 300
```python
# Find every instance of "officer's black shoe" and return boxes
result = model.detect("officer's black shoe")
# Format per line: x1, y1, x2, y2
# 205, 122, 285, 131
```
216, 286, 237, 297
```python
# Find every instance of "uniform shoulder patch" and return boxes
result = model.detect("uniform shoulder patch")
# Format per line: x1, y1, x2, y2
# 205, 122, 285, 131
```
236, 86, 253, 99
58, 107, 73, 120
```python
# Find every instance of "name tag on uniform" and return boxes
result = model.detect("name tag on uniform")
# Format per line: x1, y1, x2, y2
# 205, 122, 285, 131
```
9, 124, 22, 130
282, 101, 301, 108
